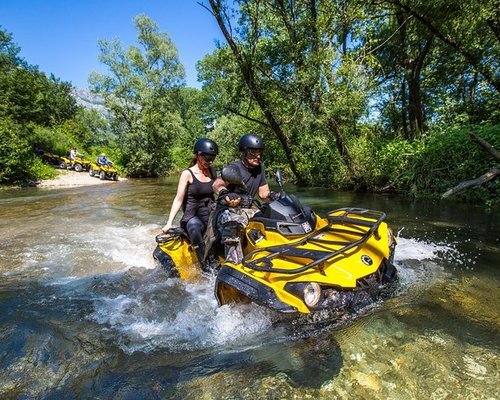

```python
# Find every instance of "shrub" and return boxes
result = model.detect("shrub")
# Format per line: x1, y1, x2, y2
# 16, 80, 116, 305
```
412, 124, 499, 203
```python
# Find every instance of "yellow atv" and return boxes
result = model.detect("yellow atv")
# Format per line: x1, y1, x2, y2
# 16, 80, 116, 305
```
58, 155, 70, 169
40, 151, 66, 168
71, 155, 91, 172
89, 159, 119, 181
60, 154, 92, 172
153, 168, 397, 315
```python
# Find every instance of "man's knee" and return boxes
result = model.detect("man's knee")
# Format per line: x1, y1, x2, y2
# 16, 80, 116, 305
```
219, 221, 242, 243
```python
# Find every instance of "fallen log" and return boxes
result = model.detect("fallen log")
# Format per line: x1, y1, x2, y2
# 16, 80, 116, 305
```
469, 133, 500, 161
442, 133, 499, 198
442, 167, 500, 198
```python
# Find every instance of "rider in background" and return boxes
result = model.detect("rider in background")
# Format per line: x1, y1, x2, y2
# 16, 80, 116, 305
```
162, 138, 219, 266
98, 153, 108, 165
69, 147, 81, 167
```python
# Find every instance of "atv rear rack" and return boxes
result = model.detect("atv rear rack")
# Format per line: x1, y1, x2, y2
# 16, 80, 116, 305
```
242, 208, 387, 274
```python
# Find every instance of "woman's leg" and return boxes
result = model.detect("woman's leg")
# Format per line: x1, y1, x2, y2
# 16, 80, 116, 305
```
185, 217, 207, 263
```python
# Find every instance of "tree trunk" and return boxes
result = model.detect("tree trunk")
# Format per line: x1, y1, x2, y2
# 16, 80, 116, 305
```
400, 76, 409, 138
442, 168, 500, 198
407, 73, 423, 137
442, 133, 500, 198
396, 10, 411, 138
328, 118, 356, 179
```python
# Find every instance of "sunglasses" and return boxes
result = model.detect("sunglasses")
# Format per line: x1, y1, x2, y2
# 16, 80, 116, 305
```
200, 153, 216, 162
246, 149, 262, 159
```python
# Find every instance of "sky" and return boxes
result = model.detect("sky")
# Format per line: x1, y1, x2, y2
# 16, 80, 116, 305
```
0, 0, 224, 88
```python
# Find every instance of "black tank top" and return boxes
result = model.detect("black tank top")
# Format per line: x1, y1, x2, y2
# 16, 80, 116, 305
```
181, 168, 215, 225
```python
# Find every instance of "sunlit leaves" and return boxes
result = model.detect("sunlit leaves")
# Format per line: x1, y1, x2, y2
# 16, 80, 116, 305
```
90, 15, 187, 177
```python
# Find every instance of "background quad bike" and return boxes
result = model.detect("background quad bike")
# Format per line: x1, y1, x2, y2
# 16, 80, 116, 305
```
89, 161, 119, 181
59, 155, 91, 172
39, 151, 91, 173
40, 152, 64, 168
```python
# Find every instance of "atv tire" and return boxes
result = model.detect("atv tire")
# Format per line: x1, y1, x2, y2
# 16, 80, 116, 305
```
59, 162, 67, 169
113, 174, 118, 181
74, 163, 83, 172
89, 168, 95, 177
99, 171, 105, 180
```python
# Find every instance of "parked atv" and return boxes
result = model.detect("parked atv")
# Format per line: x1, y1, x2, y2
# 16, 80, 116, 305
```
67, 155, 91, 172
153, 167, 398, 315
40, 152, 67, 169
89, 160, 119, 181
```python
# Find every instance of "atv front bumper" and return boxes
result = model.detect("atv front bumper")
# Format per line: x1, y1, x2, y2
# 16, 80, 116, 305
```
215, 259, 398, 314
215, 266, 297, 313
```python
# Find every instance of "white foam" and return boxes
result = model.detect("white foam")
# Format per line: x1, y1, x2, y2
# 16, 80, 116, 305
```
395, 236, 455, 262
90, 279, 273, 353
89, 234, 468, 353
80, 223, 158, 270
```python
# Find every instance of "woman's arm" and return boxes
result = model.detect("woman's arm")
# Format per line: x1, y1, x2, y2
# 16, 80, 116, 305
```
162, 170, 191, 233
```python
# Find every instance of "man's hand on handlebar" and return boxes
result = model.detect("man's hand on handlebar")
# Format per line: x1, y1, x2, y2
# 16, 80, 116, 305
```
268, 191, 281, 201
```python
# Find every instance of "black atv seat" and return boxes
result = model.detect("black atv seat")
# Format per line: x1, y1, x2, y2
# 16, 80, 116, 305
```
251, 215, 316, 236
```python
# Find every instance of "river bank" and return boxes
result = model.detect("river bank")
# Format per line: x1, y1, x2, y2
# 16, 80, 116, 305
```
36, 169, 126, 188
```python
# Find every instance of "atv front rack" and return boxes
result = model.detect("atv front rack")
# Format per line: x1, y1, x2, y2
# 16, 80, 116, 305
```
242, 208, 387, 274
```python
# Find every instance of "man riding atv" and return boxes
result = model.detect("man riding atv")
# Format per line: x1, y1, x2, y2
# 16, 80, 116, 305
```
153, 138, 398, 314
211, 133, 281, 264
89, 153, 119, 180
67, 147, 90, 172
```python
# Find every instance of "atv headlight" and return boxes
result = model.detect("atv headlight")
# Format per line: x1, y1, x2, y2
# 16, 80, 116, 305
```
303, 283, 321, 307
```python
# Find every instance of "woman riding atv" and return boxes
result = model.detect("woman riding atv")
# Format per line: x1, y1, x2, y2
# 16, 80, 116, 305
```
161, 138, 219, 267
153, 136, 398, 314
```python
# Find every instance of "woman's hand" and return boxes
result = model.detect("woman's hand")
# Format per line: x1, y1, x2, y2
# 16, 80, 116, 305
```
161, 222, 172, 234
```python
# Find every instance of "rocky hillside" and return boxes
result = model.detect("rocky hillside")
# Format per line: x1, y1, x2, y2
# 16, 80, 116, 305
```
72, 88, 108, 116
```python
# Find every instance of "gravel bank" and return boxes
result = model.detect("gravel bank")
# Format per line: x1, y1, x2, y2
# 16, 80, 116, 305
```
37, 170, 126, 188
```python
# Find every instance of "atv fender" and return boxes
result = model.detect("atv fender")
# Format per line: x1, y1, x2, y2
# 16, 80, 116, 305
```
215, 265, 296, 313
153, 246, 180, 278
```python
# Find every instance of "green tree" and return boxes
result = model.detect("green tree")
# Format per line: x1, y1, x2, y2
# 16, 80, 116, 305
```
89, 14, 187, 177
0, 27, 77, 184
202, 0, 375, 184
0, 27, 26, 69
386, 0, 499, 93
370, 0, 499, 136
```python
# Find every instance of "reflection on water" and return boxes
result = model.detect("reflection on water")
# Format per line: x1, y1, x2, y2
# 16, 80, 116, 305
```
0, 179, 498, 399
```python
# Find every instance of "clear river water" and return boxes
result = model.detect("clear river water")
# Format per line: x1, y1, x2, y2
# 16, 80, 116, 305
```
0, 178, 498, 399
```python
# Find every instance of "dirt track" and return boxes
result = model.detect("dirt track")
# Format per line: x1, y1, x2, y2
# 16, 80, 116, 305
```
37, 170, 126, 188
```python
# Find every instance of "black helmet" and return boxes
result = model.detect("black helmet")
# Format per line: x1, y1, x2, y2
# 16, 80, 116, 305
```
193, 138, 219, 155
238, 133, 265, 152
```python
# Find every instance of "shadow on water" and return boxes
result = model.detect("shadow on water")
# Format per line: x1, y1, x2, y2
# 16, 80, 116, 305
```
392, 281, 500, 351
45, 334, 343, 399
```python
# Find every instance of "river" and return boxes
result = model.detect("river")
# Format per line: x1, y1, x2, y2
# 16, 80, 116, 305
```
0, 178, 498, 399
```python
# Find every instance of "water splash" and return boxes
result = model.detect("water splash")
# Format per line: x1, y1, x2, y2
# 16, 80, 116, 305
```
89, 273, 274, 354
86, 234, 469, 354
79, 223, 158, 270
